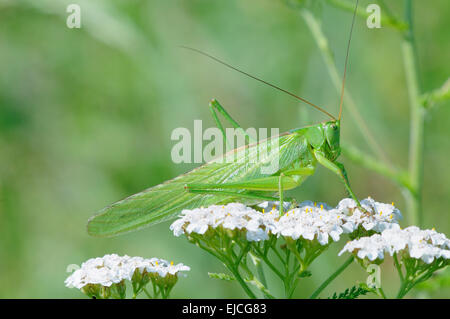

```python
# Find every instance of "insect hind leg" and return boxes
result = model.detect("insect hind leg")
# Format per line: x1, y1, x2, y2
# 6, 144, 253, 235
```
185, 175, 301, 212
185, 187, 297, 212
209, 99, 256, 145
185, 188, 279, 202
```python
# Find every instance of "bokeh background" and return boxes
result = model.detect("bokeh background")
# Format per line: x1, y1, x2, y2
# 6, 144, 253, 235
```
0, 0, 449, 298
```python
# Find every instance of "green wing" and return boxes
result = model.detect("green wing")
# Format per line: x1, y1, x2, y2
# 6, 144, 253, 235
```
87, 132, 310, 237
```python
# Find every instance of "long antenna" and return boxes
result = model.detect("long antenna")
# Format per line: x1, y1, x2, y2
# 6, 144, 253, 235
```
338, 0, 359, 121
180, 46, 336, 121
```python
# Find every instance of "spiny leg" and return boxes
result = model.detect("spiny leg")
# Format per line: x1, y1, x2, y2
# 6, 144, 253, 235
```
185, 188, 280, 202
187, 187, 297, 211
209, 99, 256, 146
313, 150, 362, 207
186, 187, 296, 210
186, 175, 301, 192
185, 174, 302, 208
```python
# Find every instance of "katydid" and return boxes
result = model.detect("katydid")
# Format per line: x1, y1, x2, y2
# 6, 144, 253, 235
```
87, 1, 361, 237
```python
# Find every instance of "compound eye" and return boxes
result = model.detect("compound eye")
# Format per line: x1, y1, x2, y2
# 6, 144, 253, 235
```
331, 124, 337, 130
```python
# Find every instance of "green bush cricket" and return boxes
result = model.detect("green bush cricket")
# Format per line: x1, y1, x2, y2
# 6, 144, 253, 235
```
87, 1, 362, 237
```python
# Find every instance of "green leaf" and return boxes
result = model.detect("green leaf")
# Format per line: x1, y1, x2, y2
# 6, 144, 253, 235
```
298, 270, 312, 278
414, 268, 450, 292
208, 272, 235, 281
421, 78, 450, 109
245, 278, 275, 299
329, 285, 370, 299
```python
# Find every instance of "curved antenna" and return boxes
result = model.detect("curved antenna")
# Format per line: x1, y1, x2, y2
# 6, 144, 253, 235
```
180, 46, 336, 121
338, 0, 359, 121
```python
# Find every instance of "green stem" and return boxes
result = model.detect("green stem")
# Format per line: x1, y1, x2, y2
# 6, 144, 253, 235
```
377, 287, 387, 299
271, 245, 285, 264
196, 240, 227, 264
396, 258, 413, 299
235, 242, 250, 266
163, 286, 174, 299
143, 287, 152, 299
402, 0, 424, 227
310, 256, 354, 299
326, 0, 407, 31
287, 262, 302, 299
256, 262, 268, 289
229, 265, 257, 299
196, 239, 256, 298
393, 253, 404, 282
244, 275, 276, 299
421, 78, 450, 108
396, 280, 409, 299
254, 247, 284, 280
224, 241, 257, 299
341, 144, 412, 192
286, 239, 304, 268
301, 9, 391, 166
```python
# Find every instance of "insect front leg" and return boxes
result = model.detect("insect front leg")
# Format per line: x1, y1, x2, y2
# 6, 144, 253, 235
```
313, 150, 362, 207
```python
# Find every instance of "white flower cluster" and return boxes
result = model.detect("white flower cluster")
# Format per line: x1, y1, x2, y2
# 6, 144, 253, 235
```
170, 198, 401, 245
337, 197, 402, 233
339, 226, 450, 263
170, 203, 274, 242
272, 202, 344, 245
65, 254, 190, 289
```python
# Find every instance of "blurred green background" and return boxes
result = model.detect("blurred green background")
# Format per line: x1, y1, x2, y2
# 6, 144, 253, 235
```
0, 0, 449, 298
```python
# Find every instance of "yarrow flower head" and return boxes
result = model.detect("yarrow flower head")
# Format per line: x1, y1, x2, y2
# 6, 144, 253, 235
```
169, 197, 445, 299
170, 203, 275, 242
65, 254, 190, 299
337, 197, 402, 233
339, 226, 450, 264
270, 201, 343, 245
170, 197, 401, 246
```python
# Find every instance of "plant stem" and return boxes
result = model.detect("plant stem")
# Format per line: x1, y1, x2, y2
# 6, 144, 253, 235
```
402, 0, 424, 227
396, 279, 409, 299
254, 247, 284, 280
377, 287, 387, 299
239, 258, 272, 298
287, 275, 300, 298
143, 287, 153, 299
393, 253, 404, 282
326, 0, 407, 30
301, 1, 425, 227
309, 256, 354, 299
341, 144, 412, 192
301, 9, 391, 165
197, 239, 257, 298
229, 265, 257, 299
256, 262, 268, 289
421, 78, 450, 108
